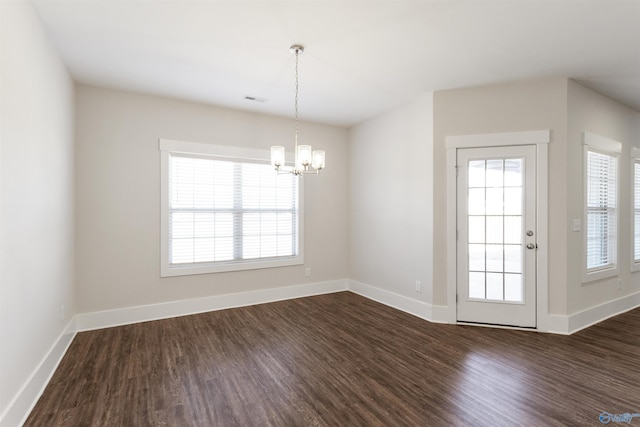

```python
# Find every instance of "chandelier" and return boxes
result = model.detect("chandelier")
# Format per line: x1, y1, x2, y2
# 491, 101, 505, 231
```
270, 45, 325, 175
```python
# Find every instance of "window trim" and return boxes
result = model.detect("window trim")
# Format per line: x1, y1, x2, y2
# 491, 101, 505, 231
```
582, 132, 621, 284
632, 147, 640, 272
159, 139, 304, 277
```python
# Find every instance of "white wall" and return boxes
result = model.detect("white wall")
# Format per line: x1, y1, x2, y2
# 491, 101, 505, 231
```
349, 93, 434, 306
433, 78, 569, 314
566, 80, 640, 314
75, 86, 349, 314
0, 2, 75, 425
433, 77, 640, 331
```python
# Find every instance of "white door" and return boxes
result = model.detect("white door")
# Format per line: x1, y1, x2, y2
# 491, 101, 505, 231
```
456, 145, 537, 328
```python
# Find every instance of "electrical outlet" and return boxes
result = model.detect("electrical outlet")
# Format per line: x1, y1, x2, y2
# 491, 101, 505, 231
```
305, 267, 311, 277
618, 279, 623, 290
415, 280, 422, 293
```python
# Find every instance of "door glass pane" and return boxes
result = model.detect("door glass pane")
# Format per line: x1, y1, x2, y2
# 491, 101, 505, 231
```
468, 160, 486, 187
504, 159, 523, 186
466, 157, 525, 303
486, 188, 504, 215
504, 216, 522, 244
486, 216, 503, 244
486, 273, 504, 300
468, 188, 485, 215
468, 216, 485, 243
504, 245, 522, 273
504, 188, 522, 215
486, 160, 504, 187
486, 244, 503, 272
469, 244, 485, 271
469, 272, 485, 299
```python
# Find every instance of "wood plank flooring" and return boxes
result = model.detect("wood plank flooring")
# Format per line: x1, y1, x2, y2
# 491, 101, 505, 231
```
25, 292, 640, 426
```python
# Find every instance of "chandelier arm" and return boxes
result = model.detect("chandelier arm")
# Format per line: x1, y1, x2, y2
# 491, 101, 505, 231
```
274, 165, 320, 176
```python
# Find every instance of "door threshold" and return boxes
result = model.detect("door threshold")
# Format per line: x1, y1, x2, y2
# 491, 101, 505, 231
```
456, 321, 537, 332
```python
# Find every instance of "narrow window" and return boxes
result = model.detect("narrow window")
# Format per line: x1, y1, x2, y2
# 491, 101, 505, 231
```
633, 156, 640, 269
586, 150, 617, 271
583, 133, 621, 283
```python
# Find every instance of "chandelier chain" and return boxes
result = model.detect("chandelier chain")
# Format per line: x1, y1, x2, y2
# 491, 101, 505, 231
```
294, 49, 299, 149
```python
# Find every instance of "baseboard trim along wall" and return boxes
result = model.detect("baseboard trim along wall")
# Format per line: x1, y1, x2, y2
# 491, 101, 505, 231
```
4, 280, 348, 427
569, 291, 640, 334
545, 314, 570, 335
7, 280, 639, 427
76, 279, 349, 331
546, 291, 640, 335
348, 280, 449, 324
69, 280, 640, 338
0, 318, 76, 427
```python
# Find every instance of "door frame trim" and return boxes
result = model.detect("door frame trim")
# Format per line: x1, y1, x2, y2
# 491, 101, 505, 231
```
446, 130, 550, 331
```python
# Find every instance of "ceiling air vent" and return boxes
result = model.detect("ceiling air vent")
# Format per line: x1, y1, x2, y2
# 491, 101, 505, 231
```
244, 96, 267, 102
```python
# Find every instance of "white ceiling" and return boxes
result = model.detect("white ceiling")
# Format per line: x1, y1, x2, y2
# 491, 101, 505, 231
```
32, 0, 640, 127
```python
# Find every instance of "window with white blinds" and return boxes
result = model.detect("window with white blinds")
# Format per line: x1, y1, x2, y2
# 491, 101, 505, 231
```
586, 150, 617, 271
160, 140, 303, 277
582, 132, 621, 283
634, 158, 640, 267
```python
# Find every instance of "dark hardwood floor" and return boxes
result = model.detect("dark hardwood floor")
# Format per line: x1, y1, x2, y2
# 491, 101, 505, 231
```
25, 292, 640, 426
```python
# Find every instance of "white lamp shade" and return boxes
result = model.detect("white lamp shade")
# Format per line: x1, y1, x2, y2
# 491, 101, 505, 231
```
271, 146, 285, 167
297, 145, 312, 166
312, 150, 325, 170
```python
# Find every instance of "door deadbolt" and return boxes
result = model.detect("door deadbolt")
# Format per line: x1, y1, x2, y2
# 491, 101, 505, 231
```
526, 230, 534, 236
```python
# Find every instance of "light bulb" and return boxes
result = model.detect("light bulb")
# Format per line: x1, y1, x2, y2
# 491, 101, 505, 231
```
297, 145, 312, 167
271, 146, 285, 168
312, 150, 325, 170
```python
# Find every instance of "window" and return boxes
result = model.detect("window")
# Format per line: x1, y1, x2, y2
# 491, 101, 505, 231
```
582, 132, 621, 283
160, 140, 303, 277
633, 148, 640, 271
586, 150, 617, 269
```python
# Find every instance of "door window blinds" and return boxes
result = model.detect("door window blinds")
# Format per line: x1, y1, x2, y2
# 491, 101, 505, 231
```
168, 153, 299, 267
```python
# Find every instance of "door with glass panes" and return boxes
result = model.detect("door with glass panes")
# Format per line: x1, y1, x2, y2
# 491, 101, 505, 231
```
456, 145, 536, 328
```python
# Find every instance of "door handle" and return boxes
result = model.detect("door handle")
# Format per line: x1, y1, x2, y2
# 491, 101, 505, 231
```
526, 243, 536, 249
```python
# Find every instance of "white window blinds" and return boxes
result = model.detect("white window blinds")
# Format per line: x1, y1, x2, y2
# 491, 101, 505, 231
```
586, 150, 617, 271
634, 160, 640, 263
168, 153, 299, 267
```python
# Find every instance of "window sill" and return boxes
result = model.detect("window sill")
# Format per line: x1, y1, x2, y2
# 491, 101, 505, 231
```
161, 255, 304, 277
582, 266, 619, 284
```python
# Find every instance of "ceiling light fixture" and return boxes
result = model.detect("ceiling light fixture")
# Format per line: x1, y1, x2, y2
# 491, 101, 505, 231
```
271, 44, 325, 175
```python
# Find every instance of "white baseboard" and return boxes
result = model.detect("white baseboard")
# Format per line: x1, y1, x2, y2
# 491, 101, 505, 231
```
568, 291, 640, 334
347, 281, 640, 335
545, 314, 571, 335
3, 280, 347, 427
76, 279, 348, 331
430, 304, 452, 323
0, 318, 76, 427
7, 280, 637, 427
546, 291, 640, 335
347, 280, 449, 324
